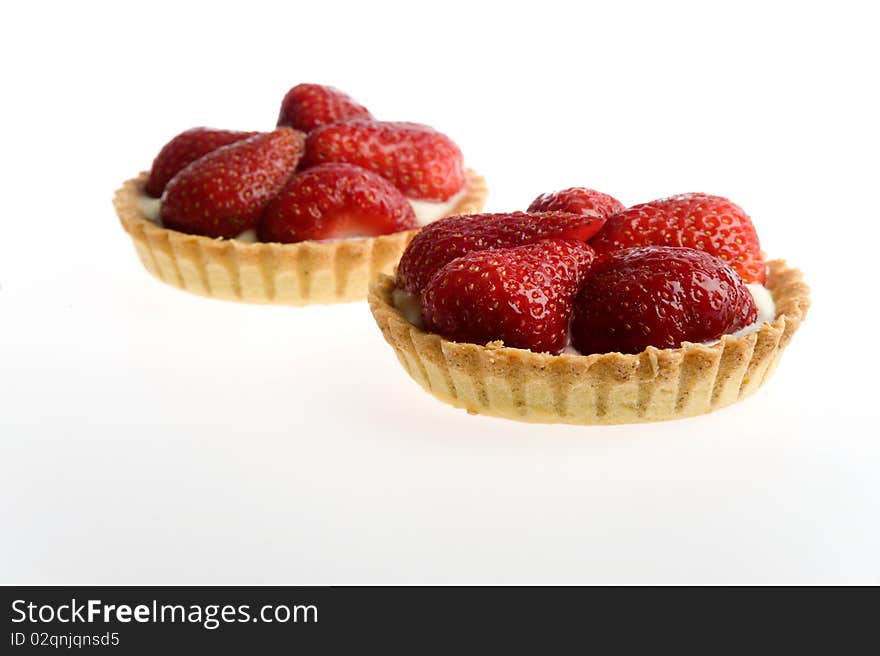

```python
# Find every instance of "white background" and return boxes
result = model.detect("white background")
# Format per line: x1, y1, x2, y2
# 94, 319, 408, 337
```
2, 0, 878, 584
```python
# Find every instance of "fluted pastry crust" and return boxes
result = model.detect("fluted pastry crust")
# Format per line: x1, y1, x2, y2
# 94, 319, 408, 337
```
368, 259, 810, 424
113, 169, 488, 304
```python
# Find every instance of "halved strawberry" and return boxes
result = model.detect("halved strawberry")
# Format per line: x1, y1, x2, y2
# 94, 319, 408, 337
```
422, 240, 595, 354
590, 193, 766, 284
302, 120, 465, 201
396, 211, 606, 295
276, 83, 372, 133
161, 128, 304, 239
528, 187, 624, 218
258, 163, 417, 243
144, 127, 257, 197
570, 246, 758, 355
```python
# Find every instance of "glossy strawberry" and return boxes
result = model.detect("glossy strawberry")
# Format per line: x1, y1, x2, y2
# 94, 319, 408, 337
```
397, 211, 606, 295
302, 120, 465, 200
161, 128, 304, 239
422, 240, 595, 354
258, 163, 417, 243
144, 127, 257, 197
528, 187, 624, 218
276, 83, 372, 133
570, 246, 758, 355
591, 193, 765, 284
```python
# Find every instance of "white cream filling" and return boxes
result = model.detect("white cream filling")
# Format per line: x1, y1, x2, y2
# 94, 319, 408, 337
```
392, 289, 424, 328
233, 229, 258, 243
392, 282, 777, 353
139, 195, 162, 223
728, 283, 776, 339
407, 187, 467, 226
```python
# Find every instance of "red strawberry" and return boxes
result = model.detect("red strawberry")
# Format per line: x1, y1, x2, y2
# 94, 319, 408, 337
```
570, 246, 758, 355
396, 211, 606, 295
422, 240, 595, 354
258, 163, 417, 243
276, 83, 372, 133
302, 120, 465, 201
144, 127, 257, 197
161, 128, 304, 239
528, 187, 624, 218
590, 193, 766, 284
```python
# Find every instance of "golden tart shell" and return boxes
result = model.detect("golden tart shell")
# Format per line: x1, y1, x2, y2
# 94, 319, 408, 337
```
368, 259, 810, 424
113, 169, 488, 305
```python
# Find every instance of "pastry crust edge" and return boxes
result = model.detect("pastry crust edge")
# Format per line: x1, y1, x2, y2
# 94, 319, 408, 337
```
113, 169, 488, 305
367, 259, 810, 424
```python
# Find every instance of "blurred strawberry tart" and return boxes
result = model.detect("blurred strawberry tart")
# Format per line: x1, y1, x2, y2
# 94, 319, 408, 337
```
113, 84, 487, 304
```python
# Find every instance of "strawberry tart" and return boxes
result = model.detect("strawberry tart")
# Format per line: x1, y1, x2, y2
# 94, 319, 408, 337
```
369, 189, 810, 424
113, 84, 487, 304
